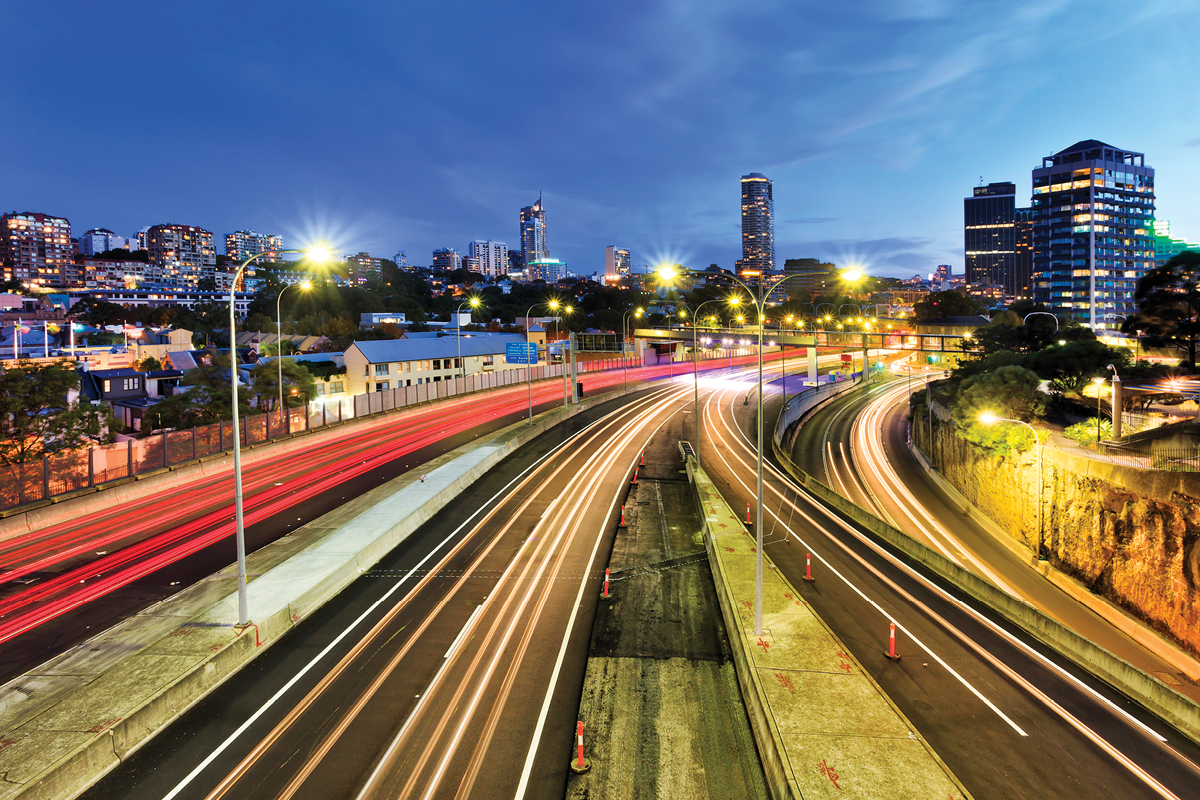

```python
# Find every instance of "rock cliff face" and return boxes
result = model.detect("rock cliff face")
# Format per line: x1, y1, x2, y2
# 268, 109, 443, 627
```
913, 416, 1200, 656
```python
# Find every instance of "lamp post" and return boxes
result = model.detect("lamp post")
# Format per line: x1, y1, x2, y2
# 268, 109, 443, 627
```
524, 300, 562, 424
455, 296, 482, 381
229, 245, 331, 626
1024, 311, 1059, 331
660, 266, 791, 637
680, 298, 726, 463
1093, 376, 1106, 446
981, 413, 1044, 559
276, 280, 312, 424
560, 306, 574, 409
621, 307, 644, 391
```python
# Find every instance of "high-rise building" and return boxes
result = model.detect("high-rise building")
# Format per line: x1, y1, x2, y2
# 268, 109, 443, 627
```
527, 258, 568, 283
147, 224, 217, 286
432, 248, 462, 271
225, 230, 283, 264
1014, 208, 1034, 299
520, 197, 548, 267
346, 252, 383, 284
79, 228, 137, 256
933, 264, 952, 282
739, 173, 774, 280
508, 249, 524, 274
1, 212, 73, 287
134, 226, 150, 251
605, 246, 631, 280
468, 240, 508, 276
393, 250, 412, 272
964, 182, 1029, 298
1152, 220, 1200, 266
1031, 140, 1155, 328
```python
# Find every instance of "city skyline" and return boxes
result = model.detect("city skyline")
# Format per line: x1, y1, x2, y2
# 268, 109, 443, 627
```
1, 2, 1198, 279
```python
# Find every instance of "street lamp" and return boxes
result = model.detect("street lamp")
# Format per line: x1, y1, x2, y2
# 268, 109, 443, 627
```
456, 296, 483, 381
1093, 376, 1106, 445
524, 300, 563, 424
230, 244, 331, 626
560, 305, 575, 410
680, 298, 726, 465
1024, 311, 1059, 331
660, 265, 792, 637
980, 413, 1044, 560
276, 280, 312, 424
621, 307, 644, 391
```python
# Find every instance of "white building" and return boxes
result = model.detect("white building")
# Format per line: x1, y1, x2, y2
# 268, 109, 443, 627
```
343, 333, 532, 394
605, 246, 631, 279
79, 228, 137, 256
468, 240, 508, 277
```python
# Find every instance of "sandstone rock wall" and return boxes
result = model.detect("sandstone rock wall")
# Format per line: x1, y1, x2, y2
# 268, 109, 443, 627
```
913, 415, 1200, 656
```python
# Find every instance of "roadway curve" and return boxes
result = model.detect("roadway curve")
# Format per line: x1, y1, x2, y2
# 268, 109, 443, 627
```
699, 372, 1200, 799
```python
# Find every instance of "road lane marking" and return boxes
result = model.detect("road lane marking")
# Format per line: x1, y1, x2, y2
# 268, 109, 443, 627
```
445, 605, 483, 659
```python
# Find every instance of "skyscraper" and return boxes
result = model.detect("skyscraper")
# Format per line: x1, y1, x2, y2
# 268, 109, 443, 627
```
520, 197, 548, 267
964, 182, 1018, 297
147, 224, 217, 286
1031, 140, 1154, 329
225, 230, 283, 264
739, 173, 774, 280
0, 211, 72, 287
468, 240, 508, 276
605, 246, 630, 280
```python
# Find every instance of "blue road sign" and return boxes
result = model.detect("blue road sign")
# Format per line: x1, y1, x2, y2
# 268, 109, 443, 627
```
506, 342, 539, 365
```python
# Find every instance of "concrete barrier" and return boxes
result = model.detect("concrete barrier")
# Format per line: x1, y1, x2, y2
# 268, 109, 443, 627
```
0, 388, 635, 800
768, 433, 1200, 749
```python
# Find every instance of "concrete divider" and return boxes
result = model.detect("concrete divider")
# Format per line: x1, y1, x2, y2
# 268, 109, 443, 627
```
769, 432, 1200, 749
684, 454, 971, 800
0, 388, 632, 800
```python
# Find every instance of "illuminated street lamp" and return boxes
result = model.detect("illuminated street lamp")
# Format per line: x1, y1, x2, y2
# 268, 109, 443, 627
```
230, 244, 331, 626
1092, 376, 1106, 445
524, 300, 566, 423
276, 280, 312, 422
456, 296, 483, 381
660, 265, 792, 637
680, 297, 727, 465
621, 307, 644, 391
980, 413, 1044, 559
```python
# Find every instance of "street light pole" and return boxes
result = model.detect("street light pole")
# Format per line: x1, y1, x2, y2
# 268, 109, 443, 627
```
525, 300, 562, 424
230, 245, 330, 625
455, 297, 482, 382
621, 308, 643, 392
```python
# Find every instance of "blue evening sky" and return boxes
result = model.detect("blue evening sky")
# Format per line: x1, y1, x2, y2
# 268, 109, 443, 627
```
2, 0, 1197, 279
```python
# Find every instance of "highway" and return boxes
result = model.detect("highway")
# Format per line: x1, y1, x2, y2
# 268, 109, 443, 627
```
795, 365, 1200, 703
84, 385, 696, 800
0, 352, 792, 683
698, 372, 1200, 799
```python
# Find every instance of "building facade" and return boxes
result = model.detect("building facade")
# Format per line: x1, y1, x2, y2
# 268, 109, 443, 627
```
147, 224, 217, 286
783, 258, 837, 297
79, 228, 137, 256
225, 230, 283, 264
431, 248, 462, 271
1031, 140, 1155, 328
526, 259, 568, 283
739, 173, 774, 280
345, 252, 383, 284
468, 240, 508, 276
605, 246, 631, 280
1014, 207, 1034, 299
520, 198, 548, 267
963, 182, 1019, 298
1, 212, 73, 287
1152, 220, 1200, 266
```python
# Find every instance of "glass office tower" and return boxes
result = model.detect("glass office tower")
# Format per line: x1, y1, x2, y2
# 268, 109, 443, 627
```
1031, 140, 1154, 329
964, 182, 1018, 297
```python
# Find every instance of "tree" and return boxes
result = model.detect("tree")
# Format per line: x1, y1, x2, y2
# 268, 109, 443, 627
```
136, 356, 163, 372
1030, 339, 1128, 395
249, 360, 317, 410
140, 355, 246, 433
950, 365, 1047, 457
1126, 251, 1200, 370
0, 361, 110, 465
913, 291, 985, 321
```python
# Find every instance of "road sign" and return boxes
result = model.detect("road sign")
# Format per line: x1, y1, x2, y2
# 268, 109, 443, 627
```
840, 353, 852, 363
506, 342, 539, 365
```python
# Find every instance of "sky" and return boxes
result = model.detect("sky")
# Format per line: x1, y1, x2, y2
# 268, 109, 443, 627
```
2, 0, 1199, 280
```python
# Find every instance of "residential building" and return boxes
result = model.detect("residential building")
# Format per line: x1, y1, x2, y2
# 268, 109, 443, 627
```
1, 212, 72, 287
344, 333, 531, 394
360, 311, 408, 329
1031, 140, 1155, 329
147, 224, 217, 286
431, 248, 462, 271
345, 251, 383, 284
68, 288, 253, 316
783, 258, 837, 297
520, 197, 548, 266
81, 258, 156, 289
739, 173, 774, 280
933, 264, 952, 282
1152, 220, 1200, 266
79, 228, 137, 256
605, 246, 631, 280
526, 258, 568, 282
134, 227, 150, 250
394, 250, 414, 272
468, 240, 508, 277
225, 230, 283, 264
964, 182, 1021, 298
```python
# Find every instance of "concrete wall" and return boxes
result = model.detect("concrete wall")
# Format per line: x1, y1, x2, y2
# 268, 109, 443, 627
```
912, 414, 1200, 657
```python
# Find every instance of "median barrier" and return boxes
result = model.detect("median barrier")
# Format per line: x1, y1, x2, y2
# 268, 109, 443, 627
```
0, 386, 638, 800
768, 418, 1200, 749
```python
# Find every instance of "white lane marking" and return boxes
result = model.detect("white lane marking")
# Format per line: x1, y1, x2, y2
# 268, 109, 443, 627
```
158, 403, 638, 800
513, 397, 687, 800
444, 605, 483, 659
